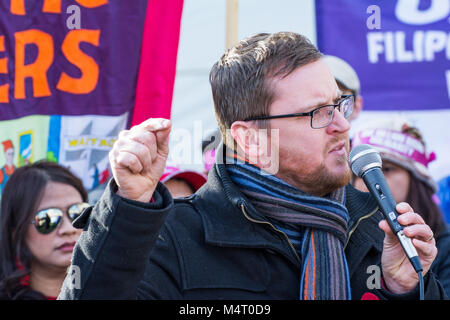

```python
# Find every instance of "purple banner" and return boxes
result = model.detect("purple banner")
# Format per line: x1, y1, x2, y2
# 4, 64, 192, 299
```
316, 0, 450, 110
0, 0, 147, 120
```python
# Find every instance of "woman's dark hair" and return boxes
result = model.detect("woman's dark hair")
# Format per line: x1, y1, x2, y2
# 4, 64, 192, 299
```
406, 175, 446, 238
0, 160, 87, 300
398, 125, 446, 238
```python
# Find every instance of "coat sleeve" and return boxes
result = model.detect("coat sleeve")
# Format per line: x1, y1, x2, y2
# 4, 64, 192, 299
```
376, 270, 448, 300
432, 231, 450, 298
58, 179, 174, 300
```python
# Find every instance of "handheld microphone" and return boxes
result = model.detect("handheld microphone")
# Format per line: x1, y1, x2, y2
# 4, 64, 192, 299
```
349, 144, 423, 274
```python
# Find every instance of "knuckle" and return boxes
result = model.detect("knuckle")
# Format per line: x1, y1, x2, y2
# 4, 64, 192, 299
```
115, 137, 129, 150
138, 132, 155, 148
119, 151, 134, 165
109, 150, 116, 163
130, 129, 156, 147
109, 149, 121, 164
129, 156, 139, 167
417, 214, 425, 224
116, 152, 127, 166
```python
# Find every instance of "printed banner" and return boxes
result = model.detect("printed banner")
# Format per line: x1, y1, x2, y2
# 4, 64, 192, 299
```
0, 1, 184, 197
0, 0, 148, 119
316, 0, 450, 110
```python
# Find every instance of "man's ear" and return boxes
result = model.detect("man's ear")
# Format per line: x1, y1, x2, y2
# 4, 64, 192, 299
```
230, 121, 261, 163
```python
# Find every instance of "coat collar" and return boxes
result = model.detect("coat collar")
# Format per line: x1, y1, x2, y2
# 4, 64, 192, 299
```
193, 160, 277, 246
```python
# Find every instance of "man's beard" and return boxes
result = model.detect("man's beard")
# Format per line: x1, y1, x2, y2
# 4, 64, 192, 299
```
300, 159, 352, 196
278, 152, 352, 197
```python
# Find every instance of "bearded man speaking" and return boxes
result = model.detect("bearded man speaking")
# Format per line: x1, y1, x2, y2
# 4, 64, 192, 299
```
59, 32, 446, 300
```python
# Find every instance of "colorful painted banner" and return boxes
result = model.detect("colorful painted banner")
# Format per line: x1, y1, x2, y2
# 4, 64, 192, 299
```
0, 0, 184, 195
0, 115, 49, 192
50, 112, 128, 190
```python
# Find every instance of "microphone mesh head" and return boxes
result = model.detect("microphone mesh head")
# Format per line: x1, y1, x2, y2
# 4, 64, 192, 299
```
348, 144, 382, 177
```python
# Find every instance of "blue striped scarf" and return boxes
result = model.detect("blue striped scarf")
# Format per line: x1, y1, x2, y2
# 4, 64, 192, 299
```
227, 161, 351, 300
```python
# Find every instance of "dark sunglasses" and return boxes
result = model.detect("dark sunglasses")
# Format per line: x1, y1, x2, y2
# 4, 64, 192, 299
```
31, 202, 90, 234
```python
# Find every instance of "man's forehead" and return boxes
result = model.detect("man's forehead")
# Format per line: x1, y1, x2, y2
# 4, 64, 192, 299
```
328, 87, 344, 100
311, 87, 343, 106
270, 60, 344, 112
300, 62, 343, 104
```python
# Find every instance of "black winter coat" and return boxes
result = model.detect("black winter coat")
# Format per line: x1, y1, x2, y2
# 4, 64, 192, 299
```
58, 162, 447, 300
432, 225, 450, 296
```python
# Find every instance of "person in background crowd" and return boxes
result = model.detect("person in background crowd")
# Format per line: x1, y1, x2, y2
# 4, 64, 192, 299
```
201, 128, 222, 175
351, 117, 450, 296
160, 163, 207, 198
323, 55, 363, 122
0, 161, 89, 300
437, 176, 450, 224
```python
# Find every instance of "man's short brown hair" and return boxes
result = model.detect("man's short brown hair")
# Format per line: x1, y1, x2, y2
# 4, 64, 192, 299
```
209, 32, 322, 149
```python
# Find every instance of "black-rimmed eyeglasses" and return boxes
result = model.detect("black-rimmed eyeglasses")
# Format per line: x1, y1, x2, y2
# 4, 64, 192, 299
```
244, 95, 355, 129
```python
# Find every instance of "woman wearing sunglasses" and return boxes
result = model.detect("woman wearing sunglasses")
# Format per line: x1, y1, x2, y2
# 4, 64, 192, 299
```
0, 161, 89, 299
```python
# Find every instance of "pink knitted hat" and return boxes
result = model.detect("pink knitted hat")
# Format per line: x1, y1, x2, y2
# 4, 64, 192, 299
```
351, 117, 437, 192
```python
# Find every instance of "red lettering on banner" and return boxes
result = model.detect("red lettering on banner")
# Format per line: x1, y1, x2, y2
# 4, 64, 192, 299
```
0, 36, 9, 103
14, 29, 53, 99
57, 29, 100, 94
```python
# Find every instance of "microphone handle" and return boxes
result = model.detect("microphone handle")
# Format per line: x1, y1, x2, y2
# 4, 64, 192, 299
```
362, 168, 422, 272
362, 168, 402, 233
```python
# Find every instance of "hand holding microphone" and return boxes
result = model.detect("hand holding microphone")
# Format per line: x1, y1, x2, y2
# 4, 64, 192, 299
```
349, 144, 437, 295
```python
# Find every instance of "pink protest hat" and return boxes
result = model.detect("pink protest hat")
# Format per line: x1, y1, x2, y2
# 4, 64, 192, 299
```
351, 117, 437, 192
160, 164, 207, 192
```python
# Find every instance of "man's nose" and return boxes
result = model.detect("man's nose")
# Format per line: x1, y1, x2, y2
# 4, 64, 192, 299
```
326, 107, 350, 134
